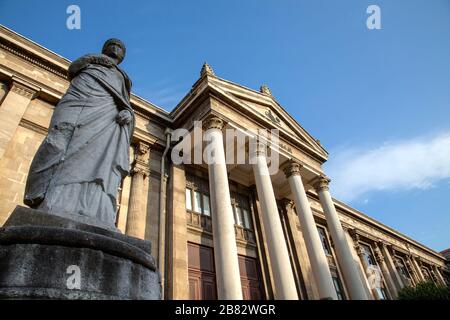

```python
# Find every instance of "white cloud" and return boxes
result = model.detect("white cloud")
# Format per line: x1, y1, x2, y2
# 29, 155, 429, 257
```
324, 132, 450, 202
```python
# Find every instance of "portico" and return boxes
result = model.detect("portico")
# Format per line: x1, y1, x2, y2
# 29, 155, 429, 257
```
181, 102, 369, 300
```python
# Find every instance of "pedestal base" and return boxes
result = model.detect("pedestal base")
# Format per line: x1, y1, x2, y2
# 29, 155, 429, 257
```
0, 206, 161, 300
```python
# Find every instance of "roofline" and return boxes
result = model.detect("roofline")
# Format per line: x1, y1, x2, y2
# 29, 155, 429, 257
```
0, 24, 171, 119
332, 197, 445, 260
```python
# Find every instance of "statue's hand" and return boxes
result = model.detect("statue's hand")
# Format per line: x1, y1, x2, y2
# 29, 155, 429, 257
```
116, 110, 132, 126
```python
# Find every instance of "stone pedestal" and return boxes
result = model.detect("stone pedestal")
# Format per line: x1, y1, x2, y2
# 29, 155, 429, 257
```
0, 206, 161, 300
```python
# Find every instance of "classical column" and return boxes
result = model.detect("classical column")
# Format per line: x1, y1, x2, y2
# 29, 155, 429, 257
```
433, 266, 447, 286
314, 177, 368, 300
392, 257, 408, 287
126, 141, 150, 239
282, 161, 337, 300
411, 257, 426, 282
0, 78, 39, 160
382, 245, 405, 291
351, 232, 383, 300
251, 147, 298, 300
374, 243, 398, 298
345, 229, 374, 299
204, 117, 242, 300
405, 257, 419, 285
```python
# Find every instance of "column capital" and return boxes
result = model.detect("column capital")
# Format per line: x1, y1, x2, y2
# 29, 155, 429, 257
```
131, 165, 149, 177
203, 116, 224, 131
374, 246, 385, 263
281, 160, 302, 178
314, 176, 331, 192
376, 240, 388, 249
135, 140, 150, 155
248, 140, 268, 160
10, 76, 40, 99
279, 198, 295, 212
348, 228, 359, 240
132, 141, 150, 177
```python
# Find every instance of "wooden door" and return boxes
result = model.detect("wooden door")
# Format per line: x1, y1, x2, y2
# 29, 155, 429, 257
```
188, 242, 217, 300
239, 255, 265, 300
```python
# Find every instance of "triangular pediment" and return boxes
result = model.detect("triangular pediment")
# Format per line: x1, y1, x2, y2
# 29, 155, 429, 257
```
207, 76, 328, 159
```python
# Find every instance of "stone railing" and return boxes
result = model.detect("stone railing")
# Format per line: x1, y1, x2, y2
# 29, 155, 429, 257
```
235, 225, 256, 244
186, 211, 212, 233
187, 211, 255, 244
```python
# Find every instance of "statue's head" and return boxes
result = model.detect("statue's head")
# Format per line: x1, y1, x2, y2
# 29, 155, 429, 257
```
102, 38, 126, 64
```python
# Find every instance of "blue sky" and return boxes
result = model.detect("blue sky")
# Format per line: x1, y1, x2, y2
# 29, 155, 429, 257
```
1, 0, 449, 252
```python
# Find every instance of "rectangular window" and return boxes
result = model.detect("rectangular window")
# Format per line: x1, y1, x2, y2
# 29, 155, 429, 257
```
317, 227, 331, 255
332, 277, 345, 300
242, 209, 252, 230
186, 189, 192, 211
203, 194, 210, 216
360, 244, 376, 266
375, 287, 387, 300
395, 257, 411, 280
194, 191, 202, 214
235, 207, 243, 226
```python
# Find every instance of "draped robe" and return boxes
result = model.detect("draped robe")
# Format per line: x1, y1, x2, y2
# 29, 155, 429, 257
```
24, 55, 134, 230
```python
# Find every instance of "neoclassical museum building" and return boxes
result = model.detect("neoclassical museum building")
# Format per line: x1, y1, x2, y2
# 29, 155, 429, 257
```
0, 25, 447, 300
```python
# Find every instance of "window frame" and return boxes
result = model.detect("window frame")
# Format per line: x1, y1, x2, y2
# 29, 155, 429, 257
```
186, 187, 211, 217
316, 225, 332, 256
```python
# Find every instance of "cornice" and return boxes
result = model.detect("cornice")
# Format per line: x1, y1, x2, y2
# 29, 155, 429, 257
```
19, 118, 47, 135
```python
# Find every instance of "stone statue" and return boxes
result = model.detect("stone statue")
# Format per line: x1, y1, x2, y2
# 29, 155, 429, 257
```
23, 38, 134, 230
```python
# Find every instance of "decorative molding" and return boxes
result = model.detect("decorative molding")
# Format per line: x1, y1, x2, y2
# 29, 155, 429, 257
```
0, 40, 68, 79
19, 118, 48, 135
260, 84, 272, 96
264, 109, 281, 127
10, 78, 39, 99
200, 62, 215, 77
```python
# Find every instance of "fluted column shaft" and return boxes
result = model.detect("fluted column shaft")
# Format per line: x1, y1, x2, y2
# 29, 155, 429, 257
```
314, 177, 368, 300
351, 232, 384, 300
433, 266, 446, 285
204, 117, 242, 300
252, 148, 298, 300
412, 257, 426, 282
282, 162, 337, 300
382, 246, 405, 291
405, 257, 420, 285
374, 244, 398, 298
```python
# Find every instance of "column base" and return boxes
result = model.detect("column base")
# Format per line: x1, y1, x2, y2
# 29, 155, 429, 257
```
0, 206, 161, 300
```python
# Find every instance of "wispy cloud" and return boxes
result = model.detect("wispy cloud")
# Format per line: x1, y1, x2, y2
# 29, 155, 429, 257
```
134, 78, 187, 109
325, 132, 450, 202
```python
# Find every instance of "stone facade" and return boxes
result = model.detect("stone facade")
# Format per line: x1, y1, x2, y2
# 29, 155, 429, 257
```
0, 25, 447, 300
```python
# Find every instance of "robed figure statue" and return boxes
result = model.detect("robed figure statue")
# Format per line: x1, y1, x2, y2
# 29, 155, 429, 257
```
24, 39, 134, 229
